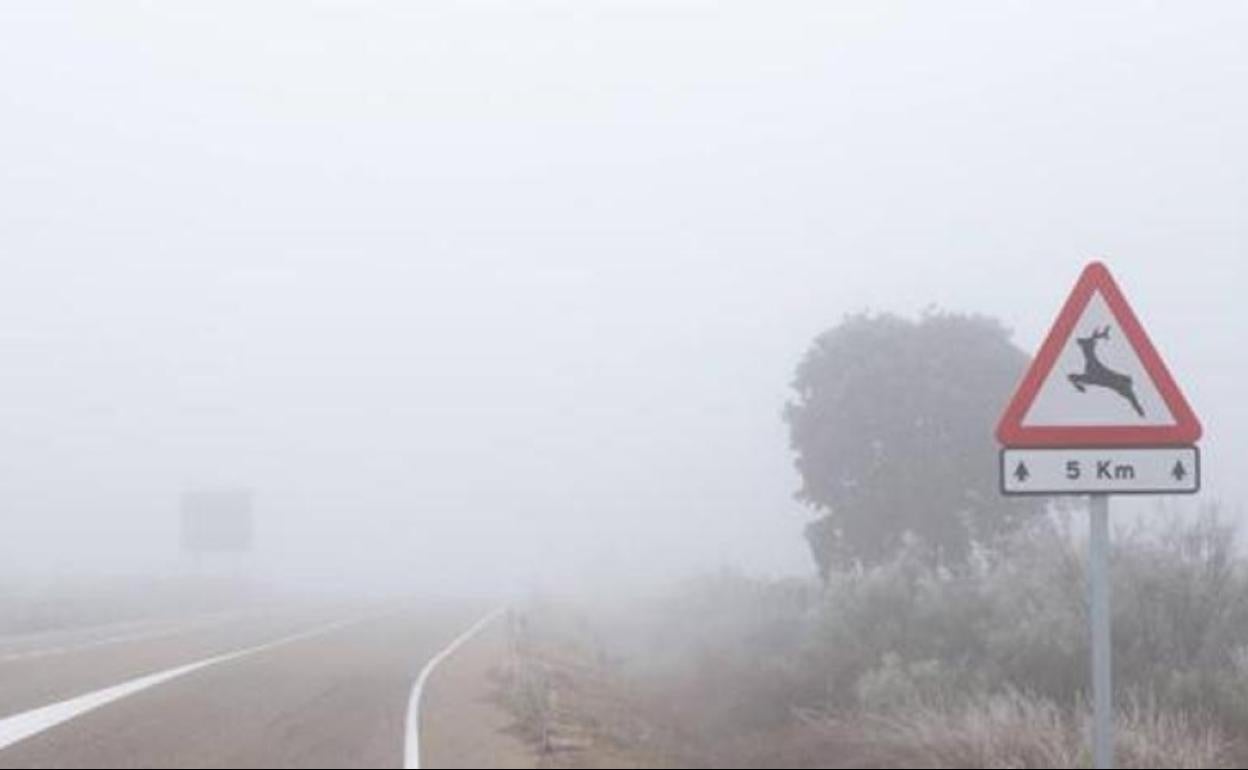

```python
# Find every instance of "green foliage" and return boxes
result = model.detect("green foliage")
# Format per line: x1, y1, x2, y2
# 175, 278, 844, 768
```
785, 311, 1043, 574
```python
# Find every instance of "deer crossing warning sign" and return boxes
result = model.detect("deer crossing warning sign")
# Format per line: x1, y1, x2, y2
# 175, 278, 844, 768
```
997, 262, 1202, 496
996, 261, 1203, 770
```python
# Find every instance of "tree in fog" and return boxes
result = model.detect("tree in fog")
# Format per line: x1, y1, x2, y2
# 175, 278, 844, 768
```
785, 311, 1044, 577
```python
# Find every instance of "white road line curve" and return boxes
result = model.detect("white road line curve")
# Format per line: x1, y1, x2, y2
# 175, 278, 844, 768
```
404, 608, 504, 770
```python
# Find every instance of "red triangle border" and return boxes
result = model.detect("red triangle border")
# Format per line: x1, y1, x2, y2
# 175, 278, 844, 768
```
996, 262, 1202, 447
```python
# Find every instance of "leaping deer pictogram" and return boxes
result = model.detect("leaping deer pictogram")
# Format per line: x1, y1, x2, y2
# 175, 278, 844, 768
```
1068, 326, 1145, 417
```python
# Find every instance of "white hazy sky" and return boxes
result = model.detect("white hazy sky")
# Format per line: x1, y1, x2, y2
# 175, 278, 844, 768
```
1, 1, 1245, 591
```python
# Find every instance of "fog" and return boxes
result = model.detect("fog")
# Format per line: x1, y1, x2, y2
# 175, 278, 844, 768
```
1, 1, 1245, 600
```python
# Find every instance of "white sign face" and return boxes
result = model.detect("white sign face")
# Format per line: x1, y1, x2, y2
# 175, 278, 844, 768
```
996, 262, 1202, 449
1022, 292, 1175, 429
1001, 447, 1199, 496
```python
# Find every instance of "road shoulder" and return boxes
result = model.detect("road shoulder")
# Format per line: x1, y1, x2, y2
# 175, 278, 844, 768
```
421, 612, 537, 769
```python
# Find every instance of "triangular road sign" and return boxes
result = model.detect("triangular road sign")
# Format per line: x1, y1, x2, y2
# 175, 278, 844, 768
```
997, 262, 1201, 447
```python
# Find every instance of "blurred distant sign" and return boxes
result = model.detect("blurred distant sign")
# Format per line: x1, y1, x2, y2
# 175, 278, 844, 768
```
996, 262, 1201, 495
180, 487, 254, 553
996, 262, 1202, 447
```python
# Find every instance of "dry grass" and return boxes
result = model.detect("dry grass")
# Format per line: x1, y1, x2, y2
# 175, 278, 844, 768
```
498, 604, 686, 768
497, 602, 1245, 769
1115, 698, 1233, 769
811, 691, 1233, 769
488, 515, 1248, 767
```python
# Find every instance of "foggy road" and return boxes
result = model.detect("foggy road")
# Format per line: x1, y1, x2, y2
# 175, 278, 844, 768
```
3, 2, 1246, 769
0, 602, 489, 769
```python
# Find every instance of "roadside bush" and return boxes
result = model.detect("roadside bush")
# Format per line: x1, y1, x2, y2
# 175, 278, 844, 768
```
799, 506, 1248, 724
544, 505, 1248, 767
1110, 513, 1248, 725
632, 570, 823, 733
819, 689, 1231, 769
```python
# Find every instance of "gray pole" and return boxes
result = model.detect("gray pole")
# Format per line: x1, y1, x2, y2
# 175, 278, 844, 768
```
1089, 493, 1114, 769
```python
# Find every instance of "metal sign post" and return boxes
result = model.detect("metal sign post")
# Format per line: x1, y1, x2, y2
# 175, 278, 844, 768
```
1088, 494, 1113, 770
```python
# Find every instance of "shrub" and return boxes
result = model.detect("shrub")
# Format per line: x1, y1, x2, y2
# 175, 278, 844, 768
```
818, 690, 1231, 769
563, 506, 1248, 767
803, 506, 1248, 721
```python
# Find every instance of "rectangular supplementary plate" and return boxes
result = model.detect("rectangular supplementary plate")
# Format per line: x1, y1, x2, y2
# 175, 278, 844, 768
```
1000, 446, 1199, 496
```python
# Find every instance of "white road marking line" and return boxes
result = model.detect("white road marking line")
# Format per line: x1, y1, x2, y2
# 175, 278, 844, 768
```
0, 610, 259, 664
0, 615, 368, 753
404, 608, 504, 770
0, 616, 177, 649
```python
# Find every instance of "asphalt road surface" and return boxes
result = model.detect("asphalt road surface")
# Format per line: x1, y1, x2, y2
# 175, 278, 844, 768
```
0, 601, 488, 768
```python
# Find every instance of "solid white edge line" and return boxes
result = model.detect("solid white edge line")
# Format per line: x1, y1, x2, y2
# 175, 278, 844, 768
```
0, 615, 368, 754
404, 608, 505, 770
